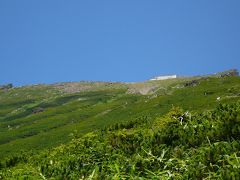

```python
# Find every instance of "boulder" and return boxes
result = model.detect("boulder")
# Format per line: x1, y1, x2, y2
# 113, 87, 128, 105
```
0, 83, 13, 90
184, 80, 199, 87
32, 107, 44, 114
218, 69, 239, 78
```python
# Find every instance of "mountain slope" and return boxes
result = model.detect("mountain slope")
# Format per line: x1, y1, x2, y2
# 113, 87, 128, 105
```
0, 74, 240, 158
1, 93, 240, 179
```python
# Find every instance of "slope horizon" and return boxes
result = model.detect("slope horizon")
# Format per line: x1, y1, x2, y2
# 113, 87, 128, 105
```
1, 68, 239, 87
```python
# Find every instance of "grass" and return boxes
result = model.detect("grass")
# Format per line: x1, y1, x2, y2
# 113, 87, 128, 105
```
1, 99, 240, 179
0, 76, 239, 160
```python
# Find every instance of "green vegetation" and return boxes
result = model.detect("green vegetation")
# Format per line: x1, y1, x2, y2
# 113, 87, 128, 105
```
1, 100, 240, 179
0, 74, 240, 179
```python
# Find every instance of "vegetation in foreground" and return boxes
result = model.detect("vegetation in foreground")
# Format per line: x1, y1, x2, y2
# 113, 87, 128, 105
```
0, 101, 240, 179
0, 71, 240, 179
0, 75, 239, 158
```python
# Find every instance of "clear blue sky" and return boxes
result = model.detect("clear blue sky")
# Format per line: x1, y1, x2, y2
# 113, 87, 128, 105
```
0, 1, 240, 86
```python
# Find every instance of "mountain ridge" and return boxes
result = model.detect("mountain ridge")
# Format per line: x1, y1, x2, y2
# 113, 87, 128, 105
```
0, 69, 240, 179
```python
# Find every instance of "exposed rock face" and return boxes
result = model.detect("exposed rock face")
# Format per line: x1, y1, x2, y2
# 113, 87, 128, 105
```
0, 83, 13, 90
183, 69, 239, 87
54, 81, 125, 93
126, 85, 159, 95
184, 80, 199, 87
218, 69, 239, 78
32, 107, 44, 114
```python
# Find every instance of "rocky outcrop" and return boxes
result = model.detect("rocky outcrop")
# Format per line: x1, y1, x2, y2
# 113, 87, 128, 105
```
217, 69, 239, 78
0, 83, 13, 90
184, 80, 199, 87
32, 107, 44, 114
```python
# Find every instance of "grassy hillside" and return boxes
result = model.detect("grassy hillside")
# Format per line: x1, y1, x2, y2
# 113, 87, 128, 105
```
0, 74, 240, 179
1, 92, 240, 179
0, 76, 240, 157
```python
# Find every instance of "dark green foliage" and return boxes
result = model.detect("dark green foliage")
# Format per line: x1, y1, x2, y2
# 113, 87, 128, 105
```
1, 76, 240, 158
0, 76, 240, 179
1, 101, 240, 179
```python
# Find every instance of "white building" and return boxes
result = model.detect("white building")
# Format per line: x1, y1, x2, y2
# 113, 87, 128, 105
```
150, 75, 177, 81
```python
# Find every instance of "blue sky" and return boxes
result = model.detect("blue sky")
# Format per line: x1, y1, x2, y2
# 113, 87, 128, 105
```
0, 1, 240, 86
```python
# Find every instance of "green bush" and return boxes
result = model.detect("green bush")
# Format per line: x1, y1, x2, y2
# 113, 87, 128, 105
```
2, 101, 235, 179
